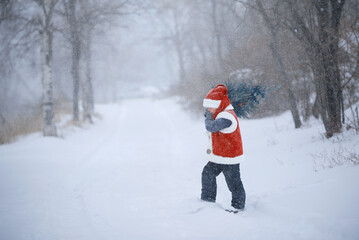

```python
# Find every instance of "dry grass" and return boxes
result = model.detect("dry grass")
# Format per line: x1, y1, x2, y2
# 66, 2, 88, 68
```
0, 99, 73, 145
0, 112, 43, 144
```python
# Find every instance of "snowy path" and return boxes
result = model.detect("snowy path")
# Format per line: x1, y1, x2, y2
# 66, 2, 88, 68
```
0, 98, 359, 240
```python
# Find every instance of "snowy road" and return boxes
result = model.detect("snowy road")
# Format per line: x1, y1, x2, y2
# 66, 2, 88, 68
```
1, 98, 359, 240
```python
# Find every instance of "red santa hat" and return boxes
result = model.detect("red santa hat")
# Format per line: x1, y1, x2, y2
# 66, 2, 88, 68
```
203, 84, 231, 118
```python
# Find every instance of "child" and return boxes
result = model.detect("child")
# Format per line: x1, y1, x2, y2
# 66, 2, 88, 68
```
201, 84, 246, 210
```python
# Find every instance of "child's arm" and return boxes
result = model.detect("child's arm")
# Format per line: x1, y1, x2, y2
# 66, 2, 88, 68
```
205, 111, 232, 133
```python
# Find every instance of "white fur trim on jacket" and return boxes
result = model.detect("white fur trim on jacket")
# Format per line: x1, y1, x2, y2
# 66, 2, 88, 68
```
215, 111, 238, 134
224, 105, 234, 110
208, 153, 244, 165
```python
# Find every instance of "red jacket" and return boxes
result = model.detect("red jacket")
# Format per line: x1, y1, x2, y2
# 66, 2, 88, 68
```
208, 107, 244, 164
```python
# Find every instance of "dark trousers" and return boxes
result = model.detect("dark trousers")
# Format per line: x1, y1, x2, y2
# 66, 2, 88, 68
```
201, 162, 246, 209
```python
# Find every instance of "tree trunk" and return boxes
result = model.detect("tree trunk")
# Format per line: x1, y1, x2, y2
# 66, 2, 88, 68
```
312, 94, 320, 119
69, 0, 81, 123
269, 41, 302, 128
172, 10, 186, 82
255, 0, 302, 128
316, 0, 343, 136
311, 58, 332, 133
211, 0, 225, 72
81, 26, 94, 123
40, 13, 57, 136
298, 69, 312, 121
175, 38, 186, 82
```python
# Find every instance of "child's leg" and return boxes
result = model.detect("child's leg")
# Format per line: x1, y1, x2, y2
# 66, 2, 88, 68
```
222, 164, 246, 209
201, 162, 222, 202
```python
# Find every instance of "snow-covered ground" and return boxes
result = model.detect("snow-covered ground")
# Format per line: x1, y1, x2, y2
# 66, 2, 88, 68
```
0, 98, 359, 240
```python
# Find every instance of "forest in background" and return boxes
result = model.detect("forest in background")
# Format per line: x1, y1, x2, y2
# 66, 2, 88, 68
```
0, 0, 358, 143
0, 0, 143, 143
161, 0, 359, 138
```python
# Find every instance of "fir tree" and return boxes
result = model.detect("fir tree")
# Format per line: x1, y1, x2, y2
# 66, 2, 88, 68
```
224, 81, 269, 118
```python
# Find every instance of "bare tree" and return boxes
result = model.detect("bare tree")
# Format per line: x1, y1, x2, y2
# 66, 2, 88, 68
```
79, 19, 94, 123
239, 0, 302, 128
276, 0, 346, 137
62, 0, 81, 123
33, 0, 59, 136
157, 1, 188, 82
77, 0, 93, 123
61, 0, 134, 123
